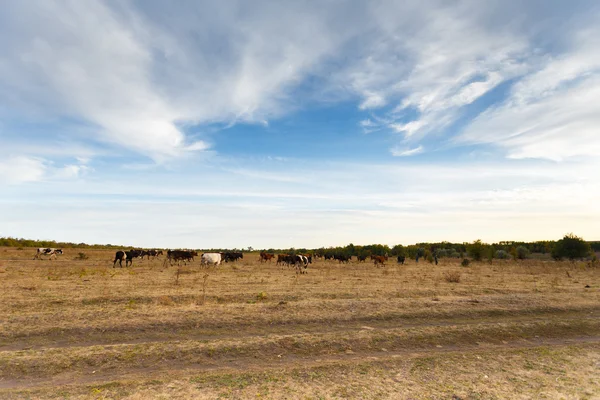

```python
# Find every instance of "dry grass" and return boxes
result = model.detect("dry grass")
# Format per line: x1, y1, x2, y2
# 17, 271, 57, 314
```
0, 247, 599, 399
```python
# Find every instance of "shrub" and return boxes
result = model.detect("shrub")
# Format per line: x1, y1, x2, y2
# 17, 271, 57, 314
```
468, 240, 485, 261
516, 246, 530, 260
495, 250, 509, 259
443, 271, 461, 283
461, 258, 470, 267
552, 234, 591, 261
426, 252, 434, 264
76, 252, 89, 260
256, 291, 268, 301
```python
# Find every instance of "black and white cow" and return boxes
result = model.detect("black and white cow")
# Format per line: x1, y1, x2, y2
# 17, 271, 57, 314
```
113, 249, 144, 268
34, 248, 63, 260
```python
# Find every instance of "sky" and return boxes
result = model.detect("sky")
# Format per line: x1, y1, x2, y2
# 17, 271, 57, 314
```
1, 0, 599, 249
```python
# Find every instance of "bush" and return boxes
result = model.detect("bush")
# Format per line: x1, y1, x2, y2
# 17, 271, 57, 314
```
443, 271, 461, 283
495, 250, 509, 259
552, 234, 591, 261
76, 252, 89, 260
468, 240, 485, 262
516, 246, 530, 260
426, 252, 434, 264
461, 258, 470, 267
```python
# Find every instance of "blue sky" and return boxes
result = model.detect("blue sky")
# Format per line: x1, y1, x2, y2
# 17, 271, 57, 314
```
1, 1, 599, 249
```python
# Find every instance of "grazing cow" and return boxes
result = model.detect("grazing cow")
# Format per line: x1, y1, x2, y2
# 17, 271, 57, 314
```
260, 252, 275, 262
357, 254, 368, 262
165, 250, 196, 266
145, 249, 163, 260
201, 252, 222, 267
334, 254, 351, 263
222, 252, 243, 263
34, 248, 63, 260
373, 255, 386, 267
113, 249, 144, 268
397, 255, 406, 265
276, 254, 289, 266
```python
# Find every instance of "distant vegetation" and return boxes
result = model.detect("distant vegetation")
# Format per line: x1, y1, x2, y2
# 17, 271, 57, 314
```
0, 234, 596, 262
0, 237, 127, 249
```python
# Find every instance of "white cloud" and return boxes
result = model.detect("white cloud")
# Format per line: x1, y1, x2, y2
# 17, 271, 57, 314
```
391, 146, 423, 157
0, 156, 46, 184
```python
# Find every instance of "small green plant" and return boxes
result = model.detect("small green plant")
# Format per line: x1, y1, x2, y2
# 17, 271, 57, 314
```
76, 252, 89, 260
461, 258, 470, 267
256, 291, 268, 301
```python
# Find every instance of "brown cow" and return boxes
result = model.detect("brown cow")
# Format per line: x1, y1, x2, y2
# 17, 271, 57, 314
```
373, 255, 386, 267
260, 252, 275, 262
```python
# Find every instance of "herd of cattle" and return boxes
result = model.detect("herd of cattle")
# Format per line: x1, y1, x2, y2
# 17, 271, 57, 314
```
112, 249, 244, 268
32, 247, 406, 273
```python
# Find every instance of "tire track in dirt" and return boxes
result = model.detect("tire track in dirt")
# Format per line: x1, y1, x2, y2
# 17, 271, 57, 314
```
1, 310, 599, 352
1, 316, 598, 385
1, 336, 598, 391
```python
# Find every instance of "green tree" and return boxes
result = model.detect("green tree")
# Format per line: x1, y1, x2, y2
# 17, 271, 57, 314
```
516, 246, 530, 260
551, 234, 591, 261
468, 240, 485, 262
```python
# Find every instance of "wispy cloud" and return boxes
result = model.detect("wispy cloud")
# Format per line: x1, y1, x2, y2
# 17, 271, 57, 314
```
391, 146, 423, 157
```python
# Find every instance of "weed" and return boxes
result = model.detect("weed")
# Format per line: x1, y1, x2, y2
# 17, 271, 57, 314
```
256, 291, 268, 301
443, 271, 461, 283
76, 252, 89, 260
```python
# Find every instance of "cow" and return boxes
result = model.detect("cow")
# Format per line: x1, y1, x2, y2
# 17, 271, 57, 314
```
145, 249, 163, 260
277, 254, 290, 266
165, 250, 196, 266
222, 252, 243, 263
301, 254, 313, 264
357, 254, 368, 262
201, 252, 222, 267
397, 255, 406, 265
113, 249, 144, 268
373, 255, 386, 267
259, 252, 275, 262
334, 254, 351, 263
34, 248, 63, 260
295, 254, 309, 274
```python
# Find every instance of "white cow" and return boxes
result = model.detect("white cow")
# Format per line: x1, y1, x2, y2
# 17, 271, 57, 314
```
34, 248, 63, 260
201, 252, 222, 267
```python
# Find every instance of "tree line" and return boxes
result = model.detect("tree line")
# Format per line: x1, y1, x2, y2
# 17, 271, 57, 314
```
1, 234, 596, 261
268, 234, 596, 262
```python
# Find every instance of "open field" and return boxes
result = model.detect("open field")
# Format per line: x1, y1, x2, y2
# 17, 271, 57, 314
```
1, 247, 599, 399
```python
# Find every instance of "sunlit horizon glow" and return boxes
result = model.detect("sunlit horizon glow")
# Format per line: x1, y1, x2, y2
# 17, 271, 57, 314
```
1, 1, 599, 249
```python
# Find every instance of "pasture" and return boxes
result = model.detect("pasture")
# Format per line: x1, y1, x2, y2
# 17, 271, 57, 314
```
0, 247, 599, 399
